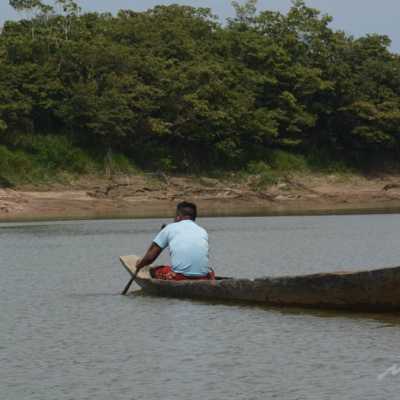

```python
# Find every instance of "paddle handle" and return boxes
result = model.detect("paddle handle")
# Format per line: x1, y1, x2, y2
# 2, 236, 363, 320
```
121, 268, 139, 295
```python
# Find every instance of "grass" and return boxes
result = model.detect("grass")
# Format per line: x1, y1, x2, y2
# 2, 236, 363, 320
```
187, 148, 373, 192
212, 148, 384, 191
0, 135, 139, 188
1, 135, 394, 190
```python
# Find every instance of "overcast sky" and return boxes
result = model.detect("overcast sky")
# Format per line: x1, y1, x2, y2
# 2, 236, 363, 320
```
2, 0, 400, 53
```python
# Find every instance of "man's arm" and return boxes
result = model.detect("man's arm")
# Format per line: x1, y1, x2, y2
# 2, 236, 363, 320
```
135, 242, 163, 270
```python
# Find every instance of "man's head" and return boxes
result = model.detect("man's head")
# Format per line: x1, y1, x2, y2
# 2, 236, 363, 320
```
174, 201, 197, 222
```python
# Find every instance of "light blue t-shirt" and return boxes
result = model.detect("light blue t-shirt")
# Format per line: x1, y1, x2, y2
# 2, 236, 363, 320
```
153, 220, 210, 277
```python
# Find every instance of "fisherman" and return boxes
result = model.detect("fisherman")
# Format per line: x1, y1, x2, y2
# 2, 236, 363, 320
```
135, 201, 215, 280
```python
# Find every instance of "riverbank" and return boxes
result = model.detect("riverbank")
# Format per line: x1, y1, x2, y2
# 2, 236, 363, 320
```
1, 172, 400, 221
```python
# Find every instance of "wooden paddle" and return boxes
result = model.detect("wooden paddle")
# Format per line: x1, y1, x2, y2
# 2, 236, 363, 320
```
121, 268, 139, 295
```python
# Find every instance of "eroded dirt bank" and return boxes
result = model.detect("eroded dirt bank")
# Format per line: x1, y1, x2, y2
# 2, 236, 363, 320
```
1, 173, 400, 221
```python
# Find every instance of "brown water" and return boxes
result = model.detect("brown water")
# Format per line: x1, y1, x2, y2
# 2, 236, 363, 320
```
1, 215, 400, 399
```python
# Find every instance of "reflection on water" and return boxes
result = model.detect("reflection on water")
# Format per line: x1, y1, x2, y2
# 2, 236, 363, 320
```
1, 215, 400, 400
2, 203, 400, 223
130, 287, 400, 326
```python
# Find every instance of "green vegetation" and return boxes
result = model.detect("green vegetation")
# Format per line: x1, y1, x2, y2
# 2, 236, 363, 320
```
0, 134, 137, 185
1, 0, 400, 188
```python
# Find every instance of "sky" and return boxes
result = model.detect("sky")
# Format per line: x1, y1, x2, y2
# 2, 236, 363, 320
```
1, 0, 400, 53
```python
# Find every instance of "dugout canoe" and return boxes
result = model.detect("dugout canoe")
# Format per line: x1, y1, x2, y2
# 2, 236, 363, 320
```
119, 255, 400, 312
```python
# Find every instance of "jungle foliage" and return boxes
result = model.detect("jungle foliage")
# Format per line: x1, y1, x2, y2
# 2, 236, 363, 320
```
1, 0, 400, 179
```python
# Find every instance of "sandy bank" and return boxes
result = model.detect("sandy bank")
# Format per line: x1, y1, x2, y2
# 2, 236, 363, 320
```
1, 173, 400, 221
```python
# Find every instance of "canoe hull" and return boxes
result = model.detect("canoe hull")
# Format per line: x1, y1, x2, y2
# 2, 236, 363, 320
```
120, 255, 400, 312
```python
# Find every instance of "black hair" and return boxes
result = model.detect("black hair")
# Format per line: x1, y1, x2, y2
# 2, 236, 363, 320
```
176, 201, 197, 221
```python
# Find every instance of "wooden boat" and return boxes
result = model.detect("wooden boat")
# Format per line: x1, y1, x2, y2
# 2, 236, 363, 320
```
119, 255, 400, 312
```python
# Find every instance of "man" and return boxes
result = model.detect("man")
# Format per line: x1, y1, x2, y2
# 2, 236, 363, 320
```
135, 201, 214, 280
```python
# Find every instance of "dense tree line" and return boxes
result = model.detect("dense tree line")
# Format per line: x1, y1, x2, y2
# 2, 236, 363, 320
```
1, 0, 400, 171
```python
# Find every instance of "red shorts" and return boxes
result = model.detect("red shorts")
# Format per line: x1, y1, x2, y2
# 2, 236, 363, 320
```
151, 266, 215, 281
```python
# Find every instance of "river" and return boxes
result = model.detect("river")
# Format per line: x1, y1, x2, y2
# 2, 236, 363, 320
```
1, 214, 400, 399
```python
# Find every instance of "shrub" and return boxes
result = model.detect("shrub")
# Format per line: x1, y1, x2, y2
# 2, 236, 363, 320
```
266, 149, 308, 172
247, 161, 278, 190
